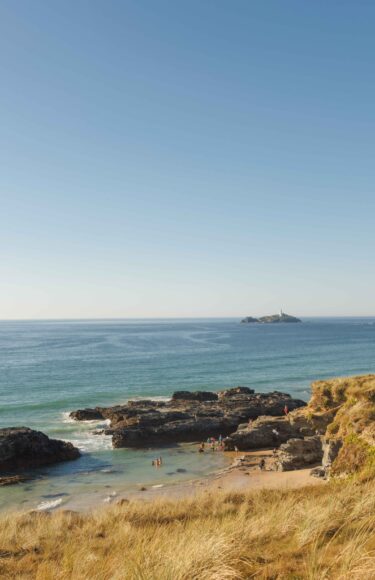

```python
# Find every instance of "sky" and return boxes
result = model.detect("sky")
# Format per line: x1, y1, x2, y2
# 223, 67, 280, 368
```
1, 0, 375, 319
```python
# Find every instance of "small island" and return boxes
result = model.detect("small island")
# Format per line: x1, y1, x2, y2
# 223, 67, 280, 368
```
241, 310, 301, 324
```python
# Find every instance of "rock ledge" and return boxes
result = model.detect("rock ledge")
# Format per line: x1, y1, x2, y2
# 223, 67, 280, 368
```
0, 427, 80, 474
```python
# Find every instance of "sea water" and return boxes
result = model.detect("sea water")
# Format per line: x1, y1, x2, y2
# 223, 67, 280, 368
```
1, 317, 375, 511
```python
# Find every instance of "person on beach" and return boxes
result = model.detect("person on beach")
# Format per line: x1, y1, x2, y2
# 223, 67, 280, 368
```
259, 458, 266, 470
198, 443, 205, 453
284, 405, 289, 415
159, 456, 163, 465
234, 445, 239, 454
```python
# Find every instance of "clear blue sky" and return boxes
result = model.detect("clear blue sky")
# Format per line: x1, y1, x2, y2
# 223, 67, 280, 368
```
1, 1, 375, 318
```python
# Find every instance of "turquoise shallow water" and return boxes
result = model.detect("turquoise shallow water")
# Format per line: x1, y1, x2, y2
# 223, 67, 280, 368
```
1, 317, 375, 511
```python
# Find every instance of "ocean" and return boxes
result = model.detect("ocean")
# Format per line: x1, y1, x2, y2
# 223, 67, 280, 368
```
1, 317, 375, 511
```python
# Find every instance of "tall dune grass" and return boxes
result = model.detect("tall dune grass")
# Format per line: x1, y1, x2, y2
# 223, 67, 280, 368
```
1, 479, 375, 579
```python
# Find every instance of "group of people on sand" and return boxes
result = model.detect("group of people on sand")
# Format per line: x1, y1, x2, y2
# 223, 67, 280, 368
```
152, 457, 163, 467
198, 435, 225, 453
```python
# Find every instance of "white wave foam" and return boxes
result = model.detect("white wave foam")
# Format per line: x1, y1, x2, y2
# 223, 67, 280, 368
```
65, 433, 113, 453
96, 419, 111, 428
60, 411, 112, 453
37, 498, 63, 511
61, 412, 111, 428
128, 396, 171, 403
61, 412, 75, 424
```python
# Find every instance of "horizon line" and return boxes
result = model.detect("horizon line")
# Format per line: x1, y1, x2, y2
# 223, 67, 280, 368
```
1, 315, 375, 322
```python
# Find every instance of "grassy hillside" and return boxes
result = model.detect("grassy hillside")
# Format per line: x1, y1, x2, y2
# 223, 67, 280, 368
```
297, 374, 375, 478
1, 478, 375, 579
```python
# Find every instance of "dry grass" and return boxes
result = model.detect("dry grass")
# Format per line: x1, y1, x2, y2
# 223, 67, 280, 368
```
1, 479, 375, 579
299, 375, 375, 476
309, 374, 375, 414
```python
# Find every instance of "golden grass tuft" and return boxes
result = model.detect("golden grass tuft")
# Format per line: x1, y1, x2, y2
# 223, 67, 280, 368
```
309, 374, 375, 413
1, 479, 375, 579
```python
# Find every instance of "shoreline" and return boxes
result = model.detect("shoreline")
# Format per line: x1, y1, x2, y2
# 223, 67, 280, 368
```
61, 448, 325, 512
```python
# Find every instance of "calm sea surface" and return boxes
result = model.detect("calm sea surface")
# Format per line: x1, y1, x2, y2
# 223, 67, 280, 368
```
1, 317, 375, 511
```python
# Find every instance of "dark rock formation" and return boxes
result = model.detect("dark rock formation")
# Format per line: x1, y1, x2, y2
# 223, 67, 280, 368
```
271, 436, 323, 471
224, 416, 303, 451
218, 386, 255, 399
69, 408, 104, 421
241, 317, 259, 323
0, 428, 80, 473
171, 391, 218, 402
71, 390, 306, 448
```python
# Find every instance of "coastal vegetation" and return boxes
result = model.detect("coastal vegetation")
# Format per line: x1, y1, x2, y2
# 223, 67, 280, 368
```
300, 374, 375, 478
1, 477, 375, 579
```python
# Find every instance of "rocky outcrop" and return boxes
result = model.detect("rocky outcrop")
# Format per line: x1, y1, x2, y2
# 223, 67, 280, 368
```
70, 389, 306, 448
218, 387, 255, 399
0, 428, 80, 473
69, 409, 104, 421
319, 438, 343, 477
171, 391, 218, 402
224, 416, 304, 451
272, 436, 323, 471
